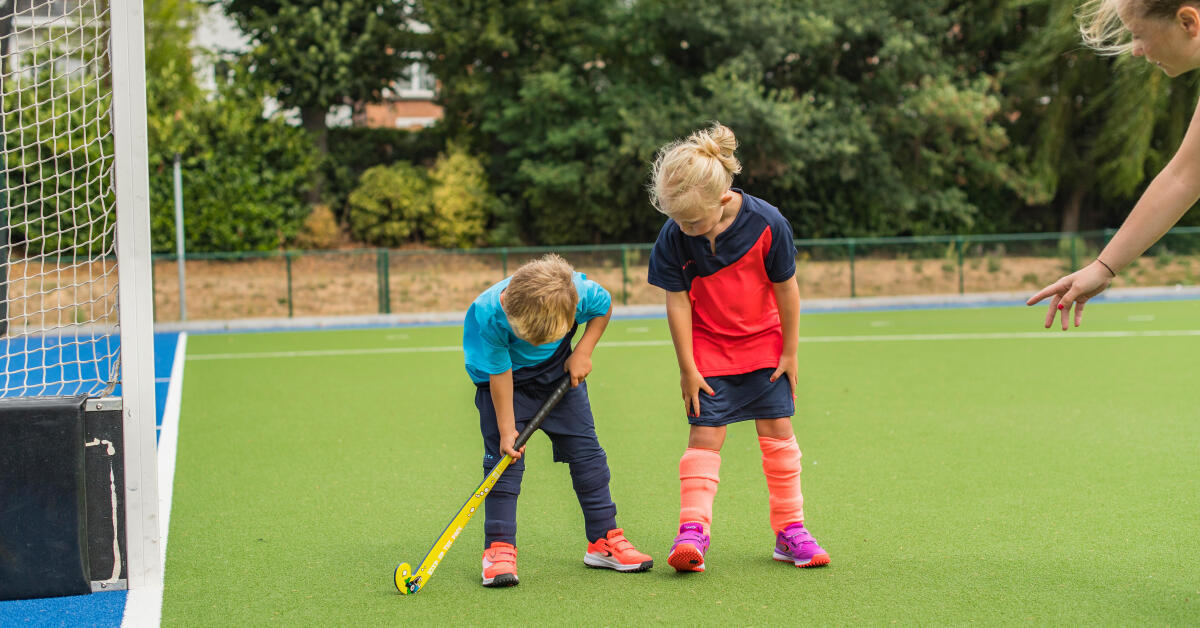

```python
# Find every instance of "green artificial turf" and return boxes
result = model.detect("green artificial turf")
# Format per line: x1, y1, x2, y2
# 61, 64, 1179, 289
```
162, 301, 1200, 626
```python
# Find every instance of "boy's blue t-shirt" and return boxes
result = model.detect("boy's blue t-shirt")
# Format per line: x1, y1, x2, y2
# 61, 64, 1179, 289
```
463, 272, 611, 384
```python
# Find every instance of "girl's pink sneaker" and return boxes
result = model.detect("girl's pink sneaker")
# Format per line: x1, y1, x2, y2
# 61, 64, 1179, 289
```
773, 522, 830, 567
667, 522, 710, 572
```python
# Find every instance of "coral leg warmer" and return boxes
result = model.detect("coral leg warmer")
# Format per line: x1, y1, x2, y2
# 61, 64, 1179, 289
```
678, 448, 721, 533
759, 434, 805, 533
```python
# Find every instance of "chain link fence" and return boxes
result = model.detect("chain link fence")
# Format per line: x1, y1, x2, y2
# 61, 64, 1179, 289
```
147, 228, 1200, 322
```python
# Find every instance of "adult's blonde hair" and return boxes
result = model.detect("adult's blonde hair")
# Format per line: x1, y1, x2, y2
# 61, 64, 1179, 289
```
504, 253, 577, 345
649, 122, 742, 217
1079, 0, 1200, 55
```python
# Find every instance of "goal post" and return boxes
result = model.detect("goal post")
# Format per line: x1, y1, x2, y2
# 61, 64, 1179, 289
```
0, 0, 159, 599
111, 0, 161, 592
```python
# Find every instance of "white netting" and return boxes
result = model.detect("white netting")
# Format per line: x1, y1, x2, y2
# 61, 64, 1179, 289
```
1, 0, 119, 397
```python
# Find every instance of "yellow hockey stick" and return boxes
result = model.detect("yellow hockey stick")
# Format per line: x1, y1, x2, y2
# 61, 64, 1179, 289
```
395, 376, 571, 594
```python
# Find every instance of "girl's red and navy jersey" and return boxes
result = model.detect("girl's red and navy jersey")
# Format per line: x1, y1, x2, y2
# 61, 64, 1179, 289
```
647, 190, 797, 377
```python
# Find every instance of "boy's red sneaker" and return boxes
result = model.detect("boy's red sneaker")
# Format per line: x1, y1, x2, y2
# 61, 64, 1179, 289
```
583, 528, 654, 572
481, 541, 519, 587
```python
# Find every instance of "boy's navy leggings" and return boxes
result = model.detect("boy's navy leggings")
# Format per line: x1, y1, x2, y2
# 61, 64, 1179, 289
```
475, 378, 618, 548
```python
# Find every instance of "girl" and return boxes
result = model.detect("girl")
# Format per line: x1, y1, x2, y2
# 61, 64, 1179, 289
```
646, 123, 829, 572
1030, 0, 1200, 326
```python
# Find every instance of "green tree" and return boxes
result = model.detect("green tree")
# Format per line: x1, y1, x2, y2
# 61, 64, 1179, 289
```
617, 0, 1039, 237
425, 0, 1038, 243
147, 63, 318, 253
1002, 0, 1200, 232
145, 0, 203, 156
423, 0, 629, 244
421, 0, 1200, 243
141, 0, 317, 252
217, 0, 425, 201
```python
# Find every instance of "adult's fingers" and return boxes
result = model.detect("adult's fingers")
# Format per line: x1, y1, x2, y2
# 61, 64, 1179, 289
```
1027, 278, 1067, 306
1073, 299, 1086, 328
1043, 293, 1062, 328
1057, 286, 1083, 330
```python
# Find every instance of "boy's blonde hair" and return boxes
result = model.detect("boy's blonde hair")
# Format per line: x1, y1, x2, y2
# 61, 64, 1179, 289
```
504, 253, 578, 345
1079, 0, 1200, 55
649, 122, 742, 217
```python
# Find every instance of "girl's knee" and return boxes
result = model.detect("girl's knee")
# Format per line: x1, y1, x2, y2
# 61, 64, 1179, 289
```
687, 425, 726, 450
755, 417, 794, 440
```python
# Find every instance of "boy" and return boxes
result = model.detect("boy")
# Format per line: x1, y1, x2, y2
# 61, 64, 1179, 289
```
462, 253, 652, 588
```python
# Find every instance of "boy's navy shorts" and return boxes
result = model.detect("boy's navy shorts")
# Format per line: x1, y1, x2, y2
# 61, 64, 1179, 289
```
688, 367, 794, 427
475, 325, 604, 464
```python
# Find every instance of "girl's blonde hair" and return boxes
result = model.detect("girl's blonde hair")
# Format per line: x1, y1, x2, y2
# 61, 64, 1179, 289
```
504, 253, 578, 346
649, 122, 742, 217
1079, 0, 1200, 55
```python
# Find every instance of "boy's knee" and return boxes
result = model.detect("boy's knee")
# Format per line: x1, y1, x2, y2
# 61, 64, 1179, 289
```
483, 456, 525, 495
568, 452, 610, 493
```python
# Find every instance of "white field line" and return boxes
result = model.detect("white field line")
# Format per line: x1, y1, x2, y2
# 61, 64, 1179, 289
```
185, 329, 1200, 361
122, 332, 187, 628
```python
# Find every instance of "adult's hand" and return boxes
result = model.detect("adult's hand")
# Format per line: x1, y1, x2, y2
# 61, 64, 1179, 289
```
1026, 261, 1114, 330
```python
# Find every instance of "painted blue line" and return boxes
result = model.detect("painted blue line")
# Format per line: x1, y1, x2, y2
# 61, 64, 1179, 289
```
0, 590, 126, 628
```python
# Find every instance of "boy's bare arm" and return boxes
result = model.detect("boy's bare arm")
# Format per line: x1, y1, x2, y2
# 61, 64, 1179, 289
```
666, 290, 712, 417
771, 277, 801, 396
488, 369, 523, 459
565, 306, 612, 387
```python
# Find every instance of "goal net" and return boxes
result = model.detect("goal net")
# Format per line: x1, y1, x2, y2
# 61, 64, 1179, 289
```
0, 0, 159, 600
1, 0, 119, 397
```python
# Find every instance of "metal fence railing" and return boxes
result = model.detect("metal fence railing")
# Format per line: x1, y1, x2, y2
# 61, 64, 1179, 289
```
147, 227, 1200, 322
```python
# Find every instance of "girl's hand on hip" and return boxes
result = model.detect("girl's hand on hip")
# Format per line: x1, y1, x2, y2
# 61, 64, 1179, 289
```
681, 369, 714, 418
771, 354, 799, 399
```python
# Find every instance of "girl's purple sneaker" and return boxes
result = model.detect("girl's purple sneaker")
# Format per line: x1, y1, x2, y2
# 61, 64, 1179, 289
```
773, 522, 830, 567
667, 522, 710, 572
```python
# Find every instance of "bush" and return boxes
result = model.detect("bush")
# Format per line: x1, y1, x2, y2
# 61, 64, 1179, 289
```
325, 125, 445, 216
346, 162, 431, 246
148, 72, 317, 253
294, 204, 342, 249
427, 149, 494, 248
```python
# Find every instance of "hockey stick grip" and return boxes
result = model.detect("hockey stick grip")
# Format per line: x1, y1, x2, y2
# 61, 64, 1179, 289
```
512, 375, 571, 451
